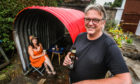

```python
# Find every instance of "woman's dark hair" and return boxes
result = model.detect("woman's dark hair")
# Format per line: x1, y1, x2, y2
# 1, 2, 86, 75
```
30, 38, 39, 49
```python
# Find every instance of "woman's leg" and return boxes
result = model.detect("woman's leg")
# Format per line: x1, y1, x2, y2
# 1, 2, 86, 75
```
44, 56, 56, 74
44, 62, 51, 74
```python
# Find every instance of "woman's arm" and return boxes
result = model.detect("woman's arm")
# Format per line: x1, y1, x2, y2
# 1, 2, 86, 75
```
28, 46, 43, 59
39, 43, 43, 49
39, 43, 47, 55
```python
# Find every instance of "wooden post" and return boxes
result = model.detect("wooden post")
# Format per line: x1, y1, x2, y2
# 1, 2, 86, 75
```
0, 46, 10, 69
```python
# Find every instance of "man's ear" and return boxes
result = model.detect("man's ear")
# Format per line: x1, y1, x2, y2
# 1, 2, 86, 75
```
102, 20, 106, 25
101, 20, 106, 31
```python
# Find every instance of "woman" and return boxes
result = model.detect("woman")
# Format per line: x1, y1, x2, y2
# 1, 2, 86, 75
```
28, 35, 56, 75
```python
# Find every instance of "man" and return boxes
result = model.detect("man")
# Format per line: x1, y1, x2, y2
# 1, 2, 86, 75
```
63, 4, 132, 84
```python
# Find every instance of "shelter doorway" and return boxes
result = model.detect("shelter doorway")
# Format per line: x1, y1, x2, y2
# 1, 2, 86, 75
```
13, 6, 85, 72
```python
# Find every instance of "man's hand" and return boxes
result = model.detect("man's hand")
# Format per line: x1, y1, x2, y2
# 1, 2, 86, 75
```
63, 52, 72, 66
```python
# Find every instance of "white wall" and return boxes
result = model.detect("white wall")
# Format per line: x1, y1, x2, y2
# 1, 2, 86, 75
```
135, 20, 140, 36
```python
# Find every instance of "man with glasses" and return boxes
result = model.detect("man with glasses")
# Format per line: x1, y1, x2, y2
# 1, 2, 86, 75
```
63, 4, 131, 84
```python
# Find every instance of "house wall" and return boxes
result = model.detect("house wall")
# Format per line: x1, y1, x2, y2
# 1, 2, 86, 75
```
106, 7, 117, 20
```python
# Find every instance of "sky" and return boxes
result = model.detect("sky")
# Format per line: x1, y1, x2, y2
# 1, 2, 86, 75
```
96, 0, 115, 5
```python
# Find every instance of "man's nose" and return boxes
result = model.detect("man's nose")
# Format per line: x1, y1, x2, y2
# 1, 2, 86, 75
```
88, 20, 94, 25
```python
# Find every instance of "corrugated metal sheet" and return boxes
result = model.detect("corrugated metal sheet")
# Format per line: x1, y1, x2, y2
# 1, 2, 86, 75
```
15, 6, 86, 42
13, 6, 86, 72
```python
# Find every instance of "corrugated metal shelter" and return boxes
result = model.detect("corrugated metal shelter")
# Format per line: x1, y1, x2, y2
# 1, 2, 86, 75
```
13, 6, 86, 72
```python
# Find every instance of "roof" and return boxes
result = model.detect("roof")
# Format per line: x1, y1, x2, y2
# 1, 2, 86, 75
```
15, 6, 86, 43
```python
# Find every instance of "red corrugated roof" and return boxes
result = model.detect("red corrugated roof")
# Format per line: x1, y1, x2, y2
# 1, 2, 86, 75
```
17, 6, 86, 43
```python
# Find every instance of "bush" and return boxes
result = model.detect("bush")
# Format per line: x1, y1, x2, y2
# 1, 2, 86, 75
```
105, 20, 134, 47
111, 0, 123, 8
104, 2, 113, 7
108, 24, 133, 47
105, 19, 117, 31
104, 0, 123, 8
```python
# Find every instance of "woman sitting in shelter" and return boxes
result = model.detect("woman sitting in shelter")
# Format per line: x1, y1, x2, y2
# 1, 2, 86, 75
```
28, 35, 56, 75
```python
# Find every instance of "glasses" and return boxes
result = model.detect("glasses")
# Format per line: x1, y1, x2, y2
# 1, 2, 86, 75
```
84, 18, 104, 24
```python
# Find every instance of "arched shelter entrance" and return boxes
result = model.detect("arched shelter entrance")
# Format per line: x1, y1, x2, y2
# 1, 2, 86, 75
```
13, 6, 86, 72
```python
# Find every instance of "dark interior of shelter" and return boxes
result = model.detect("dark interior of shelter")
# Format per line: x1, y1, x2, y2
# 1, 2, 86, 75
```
15, 9, 72, 48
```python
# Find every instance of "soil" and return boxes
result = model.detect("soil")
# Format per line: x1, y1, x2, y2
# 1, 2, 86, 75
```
7, 55, 70, 84
27, 62, 70, 84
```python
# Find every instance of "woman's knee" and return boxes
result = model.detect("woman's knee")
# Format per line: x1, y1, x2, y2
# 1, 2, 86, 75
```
44, 55, 50, 60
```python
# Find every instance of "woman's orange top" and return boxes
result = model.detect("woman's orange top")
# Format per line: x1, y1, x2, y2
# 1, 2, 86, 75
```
29, 46, 47, 68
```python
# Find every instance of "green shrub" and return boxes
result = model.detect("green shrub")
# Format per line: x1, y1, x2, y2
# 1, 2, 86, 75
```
105, 19, 117, 31
106, 20, 134, 47
111, 0, 123, 8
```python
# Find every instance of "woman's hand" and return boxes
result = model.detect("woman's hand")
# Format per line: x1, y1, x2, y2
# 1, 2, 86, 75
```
43, 49, 46, 55
41, 53, 45, 56
63, 52, 72, 66
43, 51, 46, 55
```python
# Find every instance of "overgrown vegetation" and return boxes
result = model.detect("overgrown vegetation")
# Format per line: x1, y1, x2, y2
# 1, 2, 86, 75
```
105, 20, 133, 48
90, 0, 96, 4
0, 0, 59, 56
104, 0, 123, 8
112, 0, 123, 7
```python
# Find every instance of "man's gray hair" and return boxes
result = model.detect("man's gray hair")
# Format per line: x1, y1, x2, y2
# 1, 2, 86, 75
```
84, 4, 107, 20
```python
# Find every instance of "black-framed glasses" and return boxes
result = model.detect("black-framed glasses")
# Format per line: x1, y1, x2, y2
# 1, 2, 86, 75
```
84, 18, 104, 24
